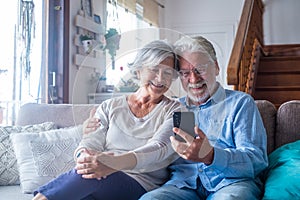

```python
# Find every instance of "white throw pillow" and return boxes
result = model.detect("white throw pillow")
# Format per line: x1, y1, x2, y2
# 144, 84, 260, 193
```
10, 125, 83, 194
0, 122, 57, 186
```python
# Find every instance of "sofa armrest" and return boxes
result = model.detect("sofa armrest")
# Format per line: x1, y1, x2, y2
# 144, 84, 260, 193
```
255, 100, 277, 154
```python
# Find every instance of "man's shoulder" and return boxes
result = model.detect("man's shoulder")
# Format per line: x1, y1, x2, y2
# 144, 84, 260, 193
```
224, 89, 256, 108
225, 89, 253, 100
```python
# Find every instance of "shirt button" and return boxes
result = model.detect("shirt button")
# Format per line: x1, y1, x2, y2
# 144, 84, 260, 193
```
198, 168, 203, 172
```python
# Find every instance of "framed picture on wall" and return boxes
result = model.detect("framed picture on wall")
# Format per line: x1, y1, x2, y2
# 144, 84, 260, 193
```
94, 14, 101, 24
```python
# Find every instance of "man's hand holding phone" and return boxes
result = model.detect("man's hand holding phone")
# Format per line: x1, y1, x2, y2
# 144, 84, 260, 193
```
171, 112, 214, 165
172, 111, 197, 141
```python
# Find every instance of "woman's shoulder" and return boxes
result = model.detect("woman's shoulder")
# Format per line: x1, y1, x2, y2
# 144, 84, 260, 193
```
100, 95, 127, 108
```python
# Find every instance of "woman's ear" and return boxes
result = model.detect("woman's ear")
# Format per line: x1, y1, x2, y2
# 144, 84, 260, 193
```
136, 70, 141, 79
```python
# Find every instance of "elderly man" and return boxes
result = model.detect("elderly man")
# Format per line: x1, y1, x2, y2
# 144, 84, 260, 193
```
139, 36, 268, 200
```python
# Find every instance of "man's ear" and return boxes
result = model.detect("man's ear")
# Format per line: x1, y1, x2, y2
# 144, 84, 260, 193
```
214, 61, 220, 76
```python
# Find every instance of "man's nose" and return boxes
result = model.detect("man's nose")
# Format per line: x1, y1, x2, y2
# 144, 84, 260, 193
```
189, 70, 200, 82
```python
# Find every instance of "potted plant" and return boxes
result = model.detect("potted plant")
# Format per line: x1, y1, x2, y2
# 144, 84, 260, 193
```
104, 28, 121, 69
80, 35, 93, 53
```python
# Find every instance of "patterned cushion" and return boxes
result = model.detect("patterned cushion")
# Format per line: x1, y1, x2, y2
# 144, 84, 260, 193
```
0, 122, 56, 186
10, 125, 82, 194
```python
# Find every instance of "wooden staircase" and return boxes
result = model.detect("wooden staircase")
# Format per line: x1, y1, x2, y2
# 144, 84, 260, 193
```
226, 0, 300, 108
253, 45, 300, 108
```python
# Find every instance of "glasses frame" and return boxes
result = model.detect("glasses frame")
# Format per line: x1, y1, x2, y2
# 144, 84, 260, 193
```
178, 63, 209, 79
144, 65, 178, 80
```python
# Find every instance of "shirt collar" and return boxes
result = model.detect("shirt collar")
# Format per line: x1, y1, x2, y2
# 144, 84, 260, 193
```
210, 83, 226, 104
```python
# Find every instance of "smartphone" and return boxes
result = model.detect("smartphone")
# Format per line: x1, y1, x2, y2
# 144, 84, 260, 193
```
173, 111, 196, 142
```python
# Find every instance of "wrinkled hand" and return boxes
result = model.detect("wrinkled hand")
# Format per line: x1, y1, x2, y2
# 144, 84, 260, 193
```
75, 150, 116, 180
170, 126, 214, 165
83, 107, 101, 134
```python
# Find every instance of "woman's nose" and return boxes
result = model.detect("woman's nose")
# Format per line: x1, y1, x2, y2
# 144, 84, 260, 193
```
156, 70, 164, 81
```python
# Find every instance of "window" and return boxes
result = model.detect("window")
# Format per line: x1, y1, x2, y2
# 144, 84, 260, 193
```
1, 0, 70, 124
0, 0, 44, 125
105, 1, 158, 89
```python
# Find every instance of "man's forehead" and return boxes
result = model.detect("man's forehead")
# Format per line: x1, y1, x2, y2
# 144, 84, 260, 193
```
179, 52, 211, 65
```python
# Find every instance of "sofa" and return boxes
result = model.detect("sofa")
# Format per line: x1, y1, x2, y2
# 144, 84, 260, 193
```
0, 100, 299, 199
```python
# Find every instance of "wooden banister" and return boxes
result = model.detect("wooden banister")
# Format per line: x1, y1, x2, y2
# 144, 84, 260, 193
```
227, 0, 264, 91
246, 38, 263, 95
227, 0, 253, 86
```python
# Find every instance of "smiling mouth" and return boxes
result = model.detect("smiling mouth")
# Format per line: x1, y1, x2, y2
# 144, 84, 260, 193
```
150, 81, 165, 88
189, 83, 206, 93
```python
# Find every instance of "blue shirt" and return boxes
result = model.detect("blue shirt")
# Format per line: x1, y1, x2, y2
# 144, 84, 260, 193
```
166, 84, 268, 192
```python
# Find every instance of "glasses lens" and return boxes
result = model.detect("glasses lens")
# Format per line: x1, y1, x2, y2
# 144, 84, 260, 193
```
179, 64, 208, 78
147, 66, 174, 78
194, 65, 206, 75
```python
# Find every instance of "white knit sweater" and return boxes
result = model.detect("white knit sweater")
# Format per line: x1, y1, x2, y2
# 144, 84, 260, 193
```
76, 95, 183, 191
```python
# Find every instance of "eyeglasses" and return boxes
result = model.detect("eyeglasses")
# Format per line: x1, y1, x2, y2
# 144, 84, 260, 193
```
178, 64, 209, 78
146, 66, 175, 79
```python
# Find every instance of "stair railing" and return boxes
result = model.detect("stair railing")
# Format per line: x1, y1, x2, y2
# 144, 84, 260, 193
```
246, 38, 265, 95
227, 0, 264, 92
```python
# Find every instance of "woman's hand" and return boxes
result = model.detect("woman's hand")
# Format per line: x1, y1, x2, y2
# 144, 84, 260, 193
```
170, 126, 214, 165
75, 151, 116, 179
83, 107, 101, 134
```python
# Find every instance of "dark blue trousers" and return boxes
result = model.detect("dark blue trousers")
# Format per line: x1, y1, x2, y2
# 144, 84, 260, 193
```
34, 169, 146, 200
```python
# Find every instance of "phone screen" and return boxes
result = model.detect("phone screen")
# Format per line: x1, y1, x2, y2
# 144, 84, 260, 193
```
173, 111, 196, 142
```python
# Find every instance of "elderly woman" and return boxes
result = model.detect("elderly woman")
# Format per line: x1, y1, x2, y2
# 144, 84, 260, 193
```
33, 40, 182, 200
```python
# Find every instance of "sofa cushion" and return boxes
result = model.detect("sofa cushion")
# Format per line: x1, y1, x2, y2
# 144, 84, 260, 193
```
0, 122, 56, 186
276, 100, 300, 149
16, 103, 96, 128
10, 125, 82, 193
262, 140, 300, 200
0, 185, 32, 200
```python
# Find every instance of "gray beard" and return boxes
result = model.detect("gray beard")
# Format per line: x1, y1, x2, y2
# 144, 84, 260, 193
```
187, 90, 210, 105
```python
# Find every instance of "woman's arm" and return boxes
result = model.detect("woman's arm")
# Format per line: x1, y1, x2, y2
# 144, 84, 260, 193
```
75, 151, 137, 179
74, 104, 109, 160
82, 107, 101, 135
